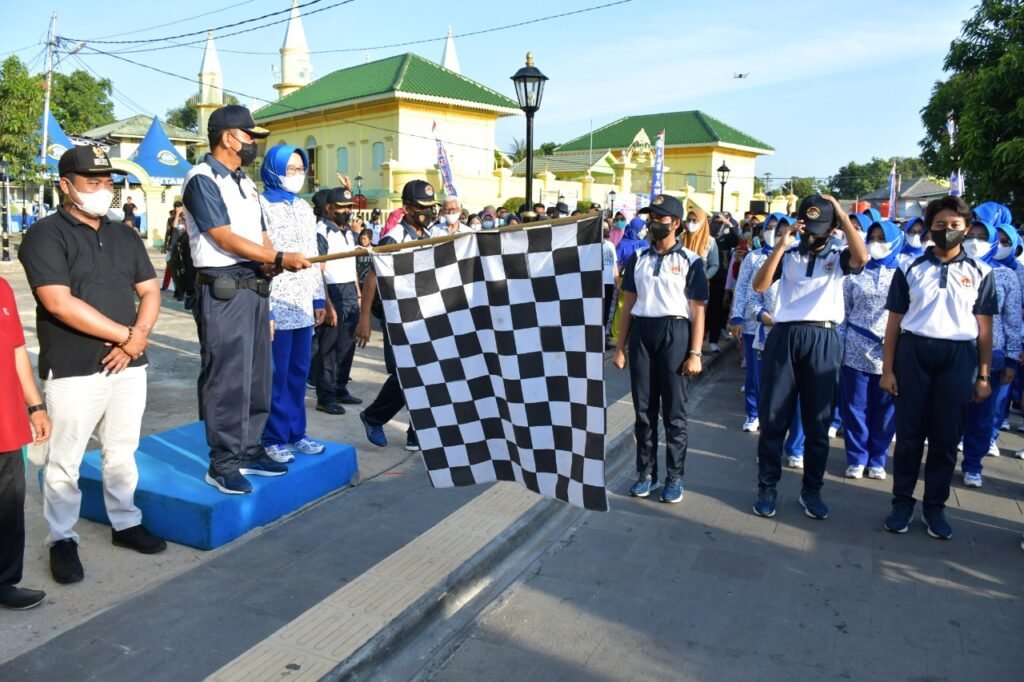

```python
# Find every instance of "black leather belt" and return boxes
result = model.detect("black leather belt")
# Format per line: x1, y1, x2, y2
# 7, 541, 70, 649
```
778, 321, 837, 330
196, 272, 271, 298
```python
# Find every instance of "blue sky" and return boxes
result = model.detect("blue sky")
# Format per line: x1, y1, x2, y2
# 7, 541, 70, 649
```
2, 0, 976, 185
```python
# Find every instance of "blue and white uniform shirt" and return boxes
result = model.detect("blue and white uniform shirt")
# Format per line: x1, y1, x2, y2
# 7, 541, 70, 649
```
990, 266, 1022, 365
771, 244, 863, 325
747, 280, 781, 353
841, 268, 896, 375
622, 243, 710, 318
729, 249, 768, 336
886, 248, 998, 341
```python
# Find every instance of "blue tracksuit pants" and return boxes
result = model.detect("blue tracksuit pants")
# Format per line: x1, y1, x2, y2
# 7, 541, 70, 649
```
264, 325, 314, 447
839, 365, 895, 469
962, 352, 1005, 475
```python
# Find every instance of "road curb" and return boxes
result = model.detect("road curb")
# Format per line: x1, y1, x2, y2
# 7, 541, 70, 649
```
324, 340, 738, 681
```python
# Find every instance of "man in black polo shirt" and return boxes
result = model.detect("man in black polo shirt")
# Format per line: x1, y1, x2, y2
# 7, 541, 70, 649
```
19, 146, 166, 586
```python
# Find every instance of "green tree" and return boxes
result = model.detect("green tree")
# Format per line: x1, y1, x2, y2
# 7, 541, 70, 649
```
920, 0, 1024, 216
781, 176, 827, 202
509, 138, 526, 163
50, 69, 115, 134
166, 92, 240, 133
826, 156, 931, 199
538, 141, 557, 156
0, 56, 43, 176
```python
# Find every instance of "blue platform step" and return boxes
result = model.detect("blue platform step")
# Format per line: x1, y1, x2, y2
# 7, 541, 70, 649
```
69, 421, 358, 550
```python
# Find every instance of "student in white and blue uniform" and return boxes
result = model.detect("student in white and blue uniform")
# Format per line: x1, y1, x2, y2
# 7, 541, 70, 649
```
751, 196, 868, 520
881, 196, 997, 539
989, 223, 1024, 439
959, 220, 1021, 487
614, 194, 709, 505
838, 221, 903, 480
729, 213, 785, 432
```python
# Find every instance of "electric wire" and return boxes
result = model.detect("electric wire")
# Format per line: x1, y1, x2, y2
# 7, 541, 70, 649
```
85, 0, 257, 41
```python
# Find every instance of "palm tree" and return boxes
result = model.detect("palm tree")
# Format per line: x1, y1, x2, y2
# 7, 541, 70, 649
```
509, 138, 527, 163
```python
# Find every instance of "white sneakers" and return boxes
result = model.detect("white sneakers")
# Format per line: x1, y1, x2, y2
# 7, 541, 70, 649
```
1013, 449, 1024, 459
1000, 419, 1011, 431
742, 417, 759, 433
828, 426, 838, 439
963, 472, 983, 488
846, 465, 886, 480
845, 465, 864, 479
867, 466, 886, 480
264, 444, 295, 463
786, 455, 804, 469
987, 442, 1001, 457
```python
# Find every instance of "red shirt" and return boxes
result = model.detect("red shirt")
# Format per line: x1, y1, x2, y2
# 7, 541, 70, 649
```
0, 278, 32, 452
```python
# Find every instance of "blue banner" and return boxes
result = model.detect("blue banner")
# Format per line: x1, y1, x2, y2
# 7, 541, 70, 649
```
434, 122, 458, 198
649, 129, 665, 202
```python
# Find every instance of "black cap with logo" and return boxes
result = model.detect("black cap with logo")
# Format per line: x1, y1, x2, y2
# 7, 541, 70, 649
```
401, 179, 438, 207
329, 187, 355, 206
58, 145, 128, 177
639, 194, 684, 220
207, 104, 270, 139
798, 195, 836, 235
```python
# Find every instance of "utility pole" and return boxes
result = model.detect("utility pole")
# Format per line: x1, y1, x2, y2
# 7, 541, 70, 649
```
38, 12, 57, 219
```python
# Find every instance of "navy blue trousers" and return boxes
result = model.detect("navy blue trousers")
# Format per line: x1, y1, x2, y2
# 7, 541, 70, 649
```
629, 317, 691, 482
362, 328, 411, 435
313, 283, 359, 404
264, 325, 314, 446
757, 324, 841, 493
891, 333, 976, 510
839, 365, 895, 469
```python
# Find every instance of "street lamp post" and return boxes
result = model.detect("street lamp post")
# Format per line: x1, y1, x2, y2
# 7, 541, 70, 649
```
717, 162, 731, 213
354, 174, 364, 210
608, 190, 617, 216
0, 158, 8, 262
511, 52, 548, 210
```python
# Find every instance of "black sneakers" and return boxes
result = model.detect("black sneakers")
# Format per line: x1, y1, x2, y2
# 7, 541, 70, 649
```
49, 539, 84, 584
0, 585, 46, 610
112, 525, 168, 554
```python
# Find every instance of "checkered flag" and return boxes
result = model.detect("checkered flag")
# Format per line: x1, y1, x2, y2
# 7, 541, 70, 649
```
373, 216, 608, 511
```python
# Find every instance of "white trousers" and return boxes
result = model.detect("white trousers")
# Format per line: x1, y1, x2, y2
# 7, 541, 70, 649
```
43, 367, 147, 544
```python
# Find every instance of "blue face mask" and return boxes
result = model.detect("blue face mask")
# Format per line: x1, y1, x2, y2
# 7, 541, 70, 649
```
752, 237, 762, 250
615, 220, 627, 229
482, 220, 495, 229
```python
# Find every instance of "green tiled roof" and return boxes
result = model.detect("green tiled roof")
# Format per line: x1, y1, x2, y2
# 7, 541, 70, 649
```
255, 53, 519, 121
555, 111, 773, 153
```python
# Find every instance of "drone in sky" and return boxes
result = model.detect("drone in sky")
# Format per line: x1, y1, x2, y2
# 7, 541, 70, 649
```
733, 73, 750, 79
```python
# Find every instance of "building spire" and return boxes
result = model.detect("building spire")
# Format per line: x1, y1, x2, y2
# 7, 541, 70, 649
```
197, 31, 223, 143
275, 0, 312, 99
441, 25, 460, 74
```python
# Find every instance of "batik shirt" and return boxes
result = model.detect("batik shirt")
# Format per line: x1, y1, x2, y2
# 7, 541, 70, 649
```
991, 265, 1023, 366
747, 277, 780, 353
840, 266, 897, 375
260, 196, 325, 330
729, 249, 768, 336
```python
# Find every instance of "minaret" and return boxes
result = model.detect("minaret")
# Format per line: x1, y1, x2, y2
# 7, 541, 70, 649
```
275, 0, 312, 99
197, 31, 223, 143
441, 26, 460, 74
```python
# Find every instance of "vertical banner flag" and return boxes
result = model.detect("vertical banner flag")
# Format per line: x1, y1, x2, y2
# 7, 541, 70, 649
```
649, 129, 665, 203
433, 122, 458, 198
946, 112, 963, 196
372, 216, 609, 511
887, 161, 898, 220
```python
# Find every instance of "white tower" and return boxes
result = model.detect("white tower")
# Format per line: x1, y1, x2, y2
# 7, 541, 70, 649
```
197, 31, 223, 142
441, 26, 460, 74
275, 0, 312, 99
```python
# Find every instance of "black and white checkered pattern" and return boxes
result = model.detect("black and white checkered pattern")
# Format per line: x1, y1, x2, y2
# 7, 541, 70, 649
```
373, 217, 608, 511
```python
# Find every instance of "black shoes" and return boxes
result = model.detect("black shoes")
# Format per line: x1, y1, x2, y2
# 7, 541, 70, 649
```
50, 539, 84, 584
336, 391, 363, 405
112, 525, 168, 554
316, 401, 346, 415
0, 585, 46, 610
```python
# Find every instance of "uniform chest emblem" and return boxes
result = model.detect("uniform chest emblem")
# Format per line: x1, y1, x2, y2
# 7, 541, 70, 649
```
823, 261, 835, 273
670, 263, 682, 275
960, 275, 973, 288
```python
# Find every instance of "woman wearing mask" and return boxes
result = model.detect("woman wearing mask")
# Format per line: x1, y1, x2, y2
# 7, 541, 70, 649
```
467, 214, 483, 230
990, 224, 1023, 438
680, 206, 720, 350
960, 220, 1021, 486
258, 145, 328, 463
609, 212, 627, 246
900, 217, 927, 263
839, 221, 903, 480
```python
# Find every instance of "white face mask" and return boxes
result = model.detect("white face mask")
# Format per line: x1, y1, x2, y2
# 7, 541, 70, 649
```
995, 245, 1013, 260
469, 222, 481, 231
762, 229, 775, 246
963, 239, 990, 259
868, 242, 889, 260
281, 174, 305, 194
444, 213, 460, 225
686, 220, 701, 233
69, 185, 114, 218
906, 233, 923, 249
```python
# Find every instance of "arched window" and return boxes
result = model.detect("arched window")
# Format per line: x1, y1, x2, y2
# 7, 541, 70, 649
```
372, 142, 385, 170
304, 136, 318, 182
337, 147, 348, 174
686, 173, 698, 190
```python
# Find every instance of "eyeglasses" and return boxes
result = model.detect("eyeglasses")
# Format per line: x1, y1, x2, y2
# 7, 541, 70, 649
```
284, 165, 306, 176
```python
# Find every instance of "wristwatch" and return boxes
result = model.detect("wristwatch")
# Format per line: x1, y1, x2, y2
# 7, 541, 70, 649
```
27, 404, 46, 415
977, 375, 991, 383
688, 350, 703, 358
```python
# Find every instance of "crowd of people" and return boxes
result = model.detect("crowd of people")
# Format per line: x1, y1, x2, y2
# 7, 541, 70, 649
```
2, 102, 1022, 613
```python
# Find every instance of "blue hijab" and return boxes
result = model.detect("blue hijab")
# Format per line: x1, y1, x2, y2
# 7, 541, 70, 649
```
900, 216, 925, 258
758, 213, 792, 254
974, 201, 1013, 228
261, 144, 309, 204
865, 221, 904, 269
617, 217, 648, 264
994, 223, 1021, 270
968, 220, 998, 264
849, 213, 873, 233
862, 207, 882, 223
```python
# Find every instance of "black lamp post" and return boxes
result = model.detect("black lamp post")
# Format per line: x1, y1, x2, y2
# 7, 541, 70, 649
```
608, 190, 616, 216
19, 170, 27, 233
354, 174, 364, 210
511, 52, 548, 209
717, 162, 731, 213
0, 158, 8, 262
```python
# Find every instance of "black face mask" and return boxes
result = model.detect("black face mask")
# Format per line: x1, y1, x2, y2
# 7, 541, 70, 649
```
649, 222, 672, 242
333, 211, 350, 226
804, 232, 830, 252
411, 206, 437, 229
234, 138, 259, 166
931, 228, 964, 250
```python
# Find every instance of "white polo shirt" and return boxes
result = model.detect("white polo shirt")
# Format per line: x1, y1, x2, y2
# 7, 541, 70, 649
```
182, 153, 264, 269
621, 242, 709, 318
770, 244, 862, 325
317, 220, 358, 285
887, 248, 997, 341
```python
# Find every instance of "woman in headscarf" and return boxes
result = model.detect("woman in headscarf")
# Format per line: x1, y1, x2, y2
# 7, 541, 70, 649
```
259, 144, 327, 463
838, 221, 903, 480
681, 204, 720, 350
608, 218, 649, 346
609, 211, 628, 246
961, 220, 1022, 485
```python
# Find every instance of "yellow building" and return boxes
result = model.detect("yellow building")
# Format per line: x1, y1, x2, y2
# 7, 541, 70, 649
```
553, 112, 775, 216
